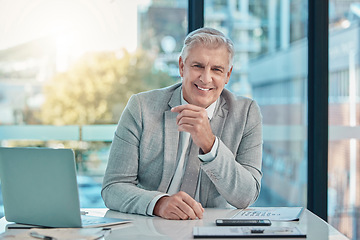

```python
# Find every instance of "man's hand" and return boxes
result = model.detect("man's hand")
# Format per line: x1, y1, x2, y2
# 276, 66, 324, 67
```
171, 104, 215, 153
153, 191, 204, 220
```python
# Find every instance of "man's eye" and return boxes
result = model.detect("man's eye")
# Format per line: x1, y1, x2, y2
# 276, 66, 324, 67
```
213, 68, 223, 72
194, 65, 202, 68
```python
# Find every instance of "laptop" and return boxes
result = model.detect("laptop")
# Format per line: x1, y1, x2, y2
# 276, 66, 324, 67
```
0, 147, 130, 228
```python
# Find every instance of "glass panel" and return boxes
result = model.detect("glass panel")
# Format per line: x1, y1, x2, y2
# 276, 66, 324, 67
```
205, 0, 308, 207
81, 125, 117, 142
328, 1, 360, 239
0, 126, 80, 140
0, 0, 188, 217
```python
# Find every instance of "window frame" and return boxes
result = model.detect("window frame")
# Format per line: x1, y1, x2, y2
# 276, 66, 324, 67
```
307, 0, 328, 221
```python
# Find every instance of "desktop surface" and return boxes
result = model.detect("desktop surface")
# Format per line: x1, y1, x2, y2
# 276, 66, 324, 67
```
0, 208, 349, 240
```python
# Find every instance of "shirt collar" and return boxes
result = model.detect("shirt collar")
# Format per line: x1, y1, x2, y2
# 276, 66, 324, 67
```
180, 88, 217, 120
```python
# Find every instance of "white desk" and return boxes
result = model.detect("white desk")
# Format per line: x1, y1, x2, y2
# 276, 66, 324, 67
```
0, 208, 349, 239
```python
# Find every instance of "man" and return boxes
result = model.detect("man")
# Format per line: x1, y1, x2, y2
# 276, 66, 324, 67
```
102, 27, 263, 220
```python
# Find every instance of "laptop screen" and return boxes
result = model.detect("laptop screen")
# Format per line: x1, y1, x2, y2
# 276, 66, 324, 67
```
0, 147, 83, 228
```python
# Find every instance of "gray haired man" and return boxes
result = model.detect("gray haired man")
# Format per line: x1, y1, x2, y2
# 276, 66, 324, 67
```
102, 27, 263, 220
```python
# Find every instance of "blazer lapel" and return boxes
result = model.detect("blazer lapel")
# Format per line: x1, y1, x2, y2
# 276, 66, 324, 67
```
157, 86, 181, 193
200, 95, 228, 205
210, 96, 228, 137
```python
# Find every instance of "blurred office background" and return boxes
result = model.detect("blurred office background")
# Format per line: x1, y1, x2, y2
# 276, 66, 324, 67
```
0, 0, 359, 239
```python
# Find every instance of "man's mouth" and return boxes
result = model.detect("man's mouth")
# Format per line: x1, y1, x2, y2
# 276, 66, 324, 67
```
195, 84, 212, 91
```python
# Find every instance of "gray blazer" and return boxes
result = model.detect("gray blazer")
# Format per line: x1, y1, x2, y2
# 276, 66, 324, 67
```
102, 83, 263, 216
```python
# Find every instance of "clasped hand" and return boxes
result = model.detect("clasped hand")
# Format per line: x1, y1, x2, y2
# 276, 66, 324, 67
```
171, 104, 215, 154
153, 191, 204, 220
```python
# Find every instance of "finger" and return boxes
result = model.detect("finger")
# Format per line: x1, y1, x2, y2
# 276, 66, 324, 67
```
189, 202, 204, 219
184, 198, 204, 219
199, 202, 204, 212
176, 114, 197, 126
158, 201, 189, 220
164, 212, 181, 220
176, 110, 200, 124
178, 192, 204, 219
177, 124, 193, 133
176, 110, 208, 126
171, 104, 203, 113
198, 202, 205, 215
197, 202, 205, 212
170, 207, 189, 220
171, 105, 186, 113
176, 202, 198, 220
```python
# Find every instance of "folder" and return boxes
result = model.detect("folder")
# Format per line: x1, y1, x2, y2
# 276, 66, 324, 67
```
193, 226, 306, 238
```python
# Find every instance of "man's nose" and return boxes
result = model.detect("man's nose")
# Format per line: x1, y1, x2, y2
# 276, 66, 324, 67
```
200, 68, 212, 84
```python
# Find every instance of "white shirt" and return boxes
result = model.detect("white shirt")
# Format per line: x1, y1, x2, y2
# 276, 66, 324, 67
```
146, 91, 219, 215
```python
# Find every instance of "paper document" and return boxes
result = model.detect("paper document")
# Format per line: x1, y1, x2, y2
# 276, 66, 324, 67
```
0, 227, 110, 240
193, 226, 306, 238
232, 207, 304, 221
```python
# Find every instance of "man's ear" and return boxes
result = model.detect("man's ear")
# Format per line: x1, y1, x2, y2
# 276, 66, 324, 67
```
178, 56, 184, 77
225, 66, 233, 84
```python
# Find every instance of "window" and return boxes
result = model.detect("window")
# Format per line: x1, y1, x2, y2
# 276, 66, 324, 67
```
0, 0, 188, 217
328, 1, 360, 239
2, 3, 358, 239
205, 0, 308, 207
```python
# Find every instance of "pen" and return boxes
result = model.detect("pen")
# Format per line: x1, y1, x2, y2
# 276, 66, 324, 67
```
29, 231, 56, 240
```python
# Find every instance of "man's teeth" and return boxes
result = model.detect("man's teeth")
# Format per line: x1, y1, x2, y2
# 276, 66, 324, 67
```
197, 86, 210, 91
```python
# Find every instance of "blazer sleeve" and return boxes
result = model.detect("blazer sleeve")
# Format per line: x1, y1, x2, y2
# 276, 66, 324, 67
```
101, 95, 163, 216
201, 100, 263, 208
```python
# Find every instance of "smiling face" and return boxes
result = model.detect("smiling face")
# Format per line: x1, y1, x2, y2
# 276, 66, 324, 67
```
179, 44, 233, 108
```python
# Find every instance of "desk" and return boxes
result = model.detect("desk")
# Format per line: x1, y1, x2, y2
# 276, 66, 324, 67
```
0, 208, 349, 240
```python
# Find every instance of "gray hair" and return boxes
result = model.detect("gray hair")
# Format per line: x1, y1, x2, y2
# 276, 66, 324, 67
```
180, 27, 234, 69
